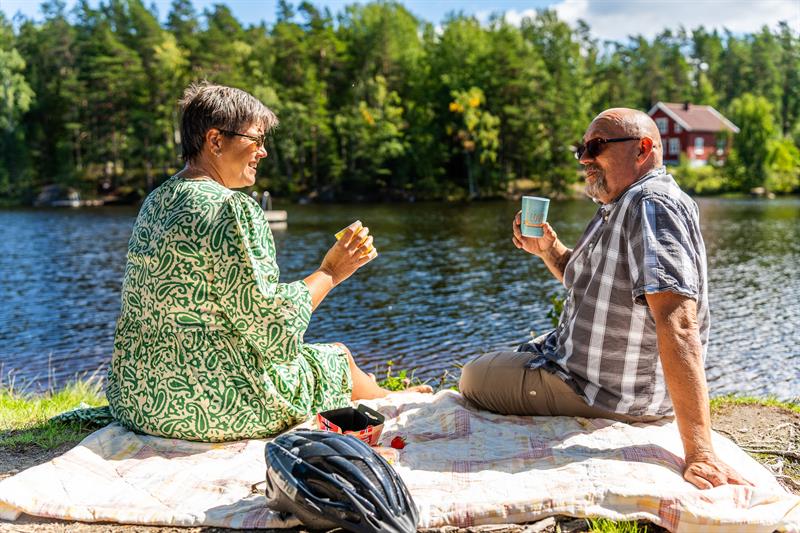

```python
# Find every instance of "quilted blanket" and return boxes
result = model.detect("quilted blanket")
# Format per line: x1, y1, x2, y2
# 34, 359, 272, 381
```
1, 390, 798, 532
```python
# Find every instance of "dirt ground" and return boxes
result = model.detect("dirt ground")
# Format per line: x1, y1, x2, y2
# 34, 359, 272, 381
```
1, 403, 798, 533
708, 402, 800, 494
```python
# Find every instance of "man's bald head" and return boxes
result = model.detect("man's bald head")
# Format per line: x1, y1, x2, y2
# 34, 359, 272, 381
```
578, 107, 664, 204
592, 108, 663, 166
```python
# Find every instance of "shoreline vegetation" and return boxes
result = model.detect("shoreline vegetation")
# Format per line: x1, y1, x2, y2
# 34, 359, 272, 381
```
2, 2, 799, 206
1, 371, 798, 533
2, 173, 798, 211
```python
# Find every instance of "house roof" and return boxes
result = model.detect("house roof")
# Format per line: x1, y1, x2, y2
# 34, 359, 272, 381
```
647, 102, 740, 134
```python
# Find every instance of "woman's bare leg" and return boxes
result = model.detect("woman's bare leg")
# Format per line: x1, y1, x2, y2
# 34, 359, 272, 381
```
335, 344, 432, 400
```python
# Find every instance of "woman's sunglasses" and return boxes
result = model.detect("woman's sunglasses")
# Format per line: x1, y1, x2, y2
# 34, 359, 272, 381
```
219, 129, 267, 148
574, 137, 641, 160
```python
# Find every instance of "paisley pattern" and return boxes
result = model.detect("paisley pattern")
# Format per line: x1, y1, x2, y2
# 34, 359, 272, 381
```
107, 176, 352, 442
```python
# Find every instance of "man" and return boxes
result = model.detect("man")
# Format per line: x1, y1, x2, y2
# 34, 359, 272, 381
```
459, 108, 749, 490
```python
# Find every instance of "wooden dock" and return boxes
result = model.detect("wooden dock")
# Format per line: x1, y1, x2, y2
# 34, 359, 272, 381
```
264, 209, 287, 230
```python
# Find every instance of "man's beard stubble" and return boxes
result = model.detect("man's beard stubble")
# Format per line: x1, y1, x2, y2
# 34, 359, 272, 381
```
584, 166, 609, 202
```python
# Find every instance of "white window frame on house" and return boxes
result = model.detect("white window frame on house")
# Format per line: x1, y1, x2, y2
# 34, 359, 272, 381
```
656, 118, 668, 135
675, 124, 682, 133
716, 136, 726, 155
669, 138, 680, 155
694, 136, 704, 154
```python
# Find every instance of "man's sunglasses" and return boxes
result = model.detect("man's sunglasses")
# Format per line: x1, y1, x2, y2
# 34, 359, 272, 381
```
219, 129, 267, 148
574, 137, 641, 160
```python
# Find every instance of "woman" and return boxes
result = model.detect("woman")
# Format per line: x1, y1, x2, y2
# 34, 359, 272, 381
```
107, 82, 430, 442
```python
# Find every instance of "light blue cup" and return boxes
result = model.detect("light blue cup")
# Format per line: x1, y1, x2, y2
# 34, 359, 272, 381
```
521, 196, 550, 238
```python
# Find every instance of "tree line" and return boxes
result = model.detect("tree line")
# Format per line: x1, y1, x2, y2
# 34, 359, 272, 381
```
1, 0, 798, 204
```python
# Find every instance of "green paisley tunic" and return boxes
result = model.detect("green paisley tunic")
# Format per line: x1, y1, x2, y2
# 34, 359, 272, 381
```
106, 176, 352, 441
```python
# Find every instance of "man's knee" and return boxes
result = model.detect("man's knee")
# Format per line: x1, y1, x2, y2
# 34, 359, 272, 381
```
458, 351, 526, 410
458, 354, 488, 401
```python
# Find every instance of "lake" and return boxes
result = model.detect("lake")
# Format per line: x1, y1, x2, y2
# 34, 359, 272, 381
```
1, 197, 798, 399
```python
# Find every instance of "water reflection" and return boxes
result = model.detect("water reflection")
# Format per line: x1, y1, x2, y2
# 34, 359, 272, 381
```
0, 198, 797, 399
696, 198, 800, 400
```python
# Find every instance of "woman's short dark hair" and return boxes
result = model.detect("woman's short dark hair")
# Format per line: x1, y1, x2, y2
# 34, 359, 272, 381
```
178, 82, 278, 162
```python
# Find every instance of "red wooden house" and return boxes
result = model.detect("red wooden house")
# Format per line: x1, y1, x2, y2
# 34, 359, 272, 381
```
647, 102, 739, 166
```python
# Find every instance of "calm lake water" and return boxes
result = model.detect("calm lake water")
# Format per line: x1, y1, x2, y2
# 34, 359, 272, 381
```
1, 197, 798, 399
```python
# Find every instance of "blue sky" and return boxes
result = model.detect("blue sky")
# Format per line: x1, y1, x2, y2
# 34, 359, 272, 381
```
1, 0, 798, 41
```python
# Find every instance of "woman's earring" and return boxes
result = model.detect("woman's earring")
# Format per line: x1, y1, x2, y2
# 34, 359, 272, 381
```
215, 150, 222, 157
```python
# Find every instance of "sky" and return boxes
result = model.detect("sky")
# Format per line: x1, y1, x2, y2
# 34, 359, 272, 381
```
0, 0, 798, 41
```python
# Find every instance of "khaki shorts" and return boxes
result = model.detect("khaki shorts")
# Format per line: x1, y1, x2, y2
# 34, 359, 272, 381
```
459, 351, 667, 424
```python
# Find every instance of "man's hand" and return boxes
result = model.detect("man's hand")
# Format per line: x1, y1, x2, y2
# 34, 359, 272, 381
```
512, 210, 557, 256
513, 211, 571, 283
684, 451, 752, 489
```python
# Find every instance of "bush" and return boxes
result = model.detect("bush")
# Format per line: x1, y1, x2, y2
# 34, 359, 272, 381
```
765, 137, 800, 193
669, 156, 727, 195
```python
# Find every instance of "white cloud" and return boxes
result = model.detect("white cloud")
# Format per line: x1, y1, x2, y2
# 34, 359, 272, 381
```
549, 0, 800, 41
474, 9, 492, 24
501, 8, 540, 26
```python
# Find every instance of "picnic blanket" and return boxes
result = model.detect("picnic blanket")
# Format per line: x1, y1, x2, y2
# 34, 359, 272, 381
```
1, 390, 798, 532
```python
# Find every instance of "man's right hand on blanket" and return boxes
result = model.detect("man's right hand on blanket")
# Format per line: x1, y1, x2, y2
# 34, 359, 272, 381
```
683, 450, 753, 490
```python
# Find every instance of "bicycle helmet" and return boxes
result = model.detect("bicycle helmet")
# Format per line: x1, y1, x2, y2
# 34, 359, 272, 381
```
264, 430, 419, 533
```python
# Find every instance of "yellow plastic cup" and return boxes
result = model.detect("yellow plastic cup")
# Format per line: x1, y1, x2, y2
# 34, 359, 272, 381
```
335, 220, 374, 254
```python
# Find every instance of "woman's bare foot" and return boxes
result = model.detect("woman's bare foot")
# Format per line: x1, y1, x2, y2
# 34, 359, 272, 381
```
357, 383, 433, 400
353, 374, 433, 400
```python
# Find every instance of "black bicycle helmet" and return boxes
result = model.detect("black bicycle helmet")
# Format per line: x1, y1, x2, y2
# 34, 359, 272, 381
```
264, 430, 419, 533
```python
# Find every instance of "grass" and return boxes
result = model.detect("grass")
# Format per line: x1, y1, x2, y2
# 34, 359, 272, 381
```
0, 378, 108, 449
587, 518, 659, 533
377, 360, 420, 391
378, 360, 460, 392
710, 393, 800, 414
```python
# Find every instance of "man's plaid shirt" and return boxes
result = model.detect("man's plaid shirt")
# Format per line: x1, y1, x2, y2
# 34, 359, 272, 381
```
522, 167, 710, 417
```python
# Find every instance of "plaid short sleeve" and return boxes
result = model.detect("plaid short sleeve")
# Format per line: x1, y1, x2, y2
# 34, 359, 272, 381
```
625, 195, 701, 305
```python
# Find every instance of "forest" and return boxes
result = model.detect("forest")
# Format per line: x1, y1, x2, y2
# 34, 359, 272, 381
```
1, 0, 798, 203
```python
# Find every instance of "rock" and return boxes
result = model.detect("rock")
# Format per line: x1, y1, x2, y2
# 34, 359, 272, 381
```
556, 518, 588, 533
522, 517, 557, 532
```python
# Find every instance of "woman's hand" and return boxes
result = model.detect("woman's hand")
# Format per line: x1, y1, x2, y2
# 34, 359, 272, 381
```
512, 210, 557, 257
319, 224, 378, 286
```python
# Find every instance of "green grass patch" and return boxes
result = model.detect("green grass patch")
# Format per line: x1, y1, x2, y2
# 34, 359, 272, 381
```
378, 360, 427, 391
0, 379, 108, 450
587, 518, 661, 533
377, 360, 460, 392
709, 394, 800, 414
